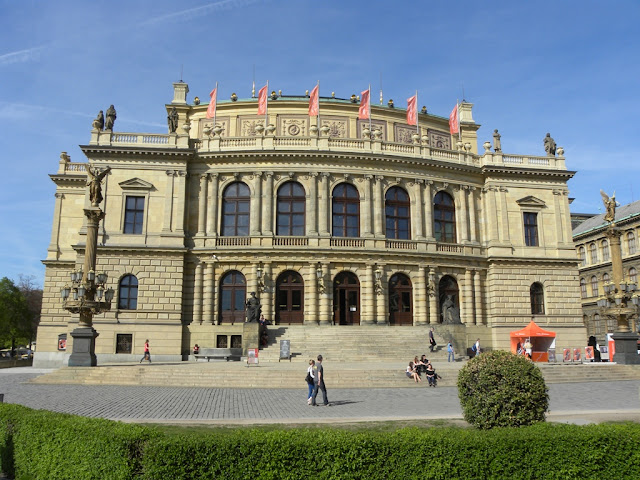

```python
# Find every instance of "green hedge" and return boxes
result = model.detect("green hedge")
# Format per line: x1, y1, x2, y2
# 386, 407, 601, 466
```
2, 404, 640, 479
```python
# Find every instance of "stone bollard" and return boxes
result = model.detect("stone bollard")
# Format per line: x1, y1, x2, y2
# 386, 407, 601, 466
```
0, 394, 4, 403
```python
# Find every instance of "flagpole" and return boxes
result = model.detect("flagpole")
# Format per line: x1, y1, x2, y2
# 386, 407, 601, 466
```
415, 90, 419, 134
457, 99, 461, 142
317, 80, 320, 131
213, 81, 218, 129
368, 84, 372, 131
265, 80, 269, 128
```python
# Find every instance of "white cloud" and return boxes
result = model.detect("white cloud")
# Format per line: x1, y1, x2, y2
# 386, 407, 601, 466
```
139, 0, 262, 27
0, 46, 46, 66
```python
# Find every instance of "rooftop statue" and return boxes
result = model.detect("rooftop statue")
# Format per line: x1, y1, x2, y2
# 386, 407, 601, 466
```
168, 107, 179, 133
493, 129, 501, 152
86, 166, 111, 207
92, 110, 104, 130
600, 189, 618, 224
105, 105, 117, 130
543, 133, 556, 156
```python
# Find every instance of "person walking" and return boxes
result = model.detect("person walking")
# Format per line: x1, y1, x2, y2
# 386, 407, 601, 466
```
474, 338, 481, 357
311, 354, 330, 406
447, 342, 455, 362
429, 327, 436, 352
140, 339, 151, 363
306, 359, 315, 405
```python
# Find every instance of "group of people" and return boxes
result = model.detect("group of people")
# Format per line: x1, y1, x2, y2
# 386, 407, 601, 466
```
516, 339, 533, 359
406, 355, 440, 387
305, 355, 330, 406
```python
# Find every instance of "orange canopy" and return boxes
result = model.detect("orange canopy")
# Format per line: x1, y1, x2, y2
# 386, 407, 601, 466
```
510, 321, 556, 361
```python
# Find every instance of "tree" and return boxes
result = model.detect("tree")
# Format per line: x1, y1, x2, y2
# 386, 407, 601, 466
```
0, 277, 32, 356
17, 274, 42, 346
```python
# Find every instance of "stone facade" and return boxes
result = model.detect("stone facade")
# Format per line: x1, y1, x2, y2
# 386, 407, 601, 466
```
573, 200, 640, 342
35, 83, 585, 367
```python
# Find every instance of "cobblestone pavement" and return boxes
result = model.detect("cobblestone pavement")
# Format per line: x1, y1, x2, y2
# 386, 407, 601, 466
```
1, 368, 639, 425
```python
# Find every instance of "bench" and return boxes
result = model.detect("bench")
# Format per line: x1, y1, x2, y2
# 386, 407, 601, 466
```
194, 347, 242, 362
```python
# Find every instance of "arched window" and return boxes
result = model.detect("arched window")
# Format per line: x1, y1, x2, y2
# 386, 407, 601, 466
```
385, 186, 410, 239
629, 267, 637, 285
530, 282, 544, 315
590, 243, 598, 264
219, 271, 246, 324
580, 278, 587, 298
332, 183, 360, 237
578, 246, 586, 266
118, 274, 138, 310
628, 231, 636, 255
603, 272, 610, 290
601, 240, 610, 262
277, 182, 305, 236
591, 275, 598, 297
221, 182, 250, 236
434, 191, 456, 243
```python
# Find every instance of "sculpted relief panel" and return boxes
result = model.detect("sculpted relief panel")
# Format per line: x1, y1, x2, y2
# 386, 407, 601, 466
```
394, 124, 417, 144
237, 116, 266, 137
278, 116, 309, 137
357, 119, 387, 141
198, 117, 229, 137
428, 129, 451, 150
319, 116, 348, 138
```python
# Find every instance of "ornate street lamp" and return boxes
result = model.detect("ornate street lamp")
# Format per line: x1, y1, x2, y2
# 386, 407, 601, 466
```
61, 165, 113, 367
596, 190, 640, 364
374, 265, 383, 295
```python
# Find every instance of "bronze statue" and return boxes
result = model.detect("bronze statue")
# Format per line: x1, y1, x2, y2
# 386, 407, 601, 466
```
92, 110, 104, 130
105, 105, 117, 130
493, 129, 501, 152
245, 291, 261, 323
168, 107, 179, 133
86, 166, 111, 207
543, 133, 556, 156
600, 190, 618, 223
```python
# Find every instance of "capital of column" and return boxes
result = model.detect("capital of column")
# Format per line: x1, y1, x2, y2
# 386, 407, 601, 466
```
55, 192, 65, 199
166, 170, 177, 177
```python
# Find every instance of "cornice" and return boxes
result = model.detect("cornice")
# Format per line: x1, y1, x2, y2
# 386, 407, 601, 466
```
80, 144, 196, 158
481, 164, 576, 180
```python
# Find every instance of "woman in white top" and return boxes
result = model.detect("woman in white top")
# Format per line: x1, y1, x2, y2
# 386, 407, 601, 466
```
306, 359, 316, 404
406, 361, 421, 383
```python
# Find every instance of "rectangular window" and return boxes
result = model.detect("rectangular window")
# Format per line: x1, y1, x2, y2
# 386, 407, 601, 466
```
523, 213, 539, 247
124, 196, 145, 234
116, 334, 133, 354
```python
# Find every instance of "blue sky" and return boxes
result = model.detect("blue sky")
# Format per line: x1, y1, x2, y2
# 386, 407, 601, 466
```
1, 0, 639, 286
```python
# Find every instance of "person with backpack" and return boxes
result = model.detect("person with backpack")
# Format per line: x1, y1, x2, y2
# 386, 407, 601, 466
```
447, 342, 454, 362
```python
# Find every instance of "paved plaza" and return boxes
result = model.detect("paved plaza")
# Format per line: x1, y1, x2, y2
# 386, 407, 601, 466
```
1, 367, 639, 425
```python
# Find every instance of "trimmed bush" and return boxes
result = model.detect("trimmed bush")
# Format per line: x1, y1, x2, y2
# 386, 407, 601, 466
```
457, 350, 549, 429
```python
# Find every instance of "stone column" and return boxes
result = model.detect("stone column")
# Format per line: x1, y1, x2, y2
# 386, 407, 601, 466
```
424, 180, 434, 240
318, 173, 330, 236
47, 192, 64, 257
553, 189, 564, 244
319, 262, 331, 324
373, 175, 385, 237
307, 173, 318, 235
416, 265, 427, 325
175, 171, 186, 233
162, 171, 175, 232
307, 262, 318, 324
264, 262, 273, 322
486, 186, 499, 242
474, 270, 483, 325
207, 173, 219, 236
250, 173, 262, 236
363, 175, 373, 237
428, 269, 438, 325
203, 262, 214, 323
362, 263, 375, 324
458, 186, 469, 243
468, 187, 478, 243
193, 262, 203, 323
499, 187, 510, 242
197, 174, 208, 236
375, 265, 387, 324
413, 179, 425, 239
463, 269, 473, 324
262, 172, 274, 235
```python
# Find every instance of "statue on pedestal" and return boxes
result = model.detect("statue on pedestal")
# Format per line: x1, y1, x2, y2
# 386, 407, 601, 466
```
543, 133, 556, 156
168, 107, 179, 133
600, 189, 618, 224
246, 291, 261, 323
493, 129, 501, 152
92, 110, 104, 130
105, 105, 117, 130
86, 166, 111, 207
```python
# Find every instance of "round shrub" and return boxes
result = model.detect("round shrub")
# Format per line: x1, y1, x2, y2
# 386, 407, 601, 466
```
457, 350, 549, 429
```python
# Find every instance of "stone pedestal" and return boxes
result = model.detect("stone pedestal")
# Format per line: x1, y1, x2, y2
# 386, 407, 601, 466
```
68, 327, 99, 367
612, 332, 640, 365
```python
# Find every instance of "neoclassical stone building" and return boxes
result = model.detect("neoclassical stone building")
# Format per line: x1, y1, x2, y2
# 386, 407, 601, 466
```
35, 82, 585, 367
574, 200, 640, 341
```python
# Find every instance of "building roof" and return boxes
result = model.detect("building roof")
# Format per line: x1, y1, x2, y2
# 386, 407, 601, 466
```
573, 199, 640, 237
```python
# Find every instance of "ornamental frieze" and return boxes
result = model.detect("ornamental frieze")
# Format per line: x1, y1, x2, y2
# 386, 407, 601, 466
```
277, 115, 309, 137
237, 116, 266, 137
319, 116, 348, 138
428, 129, 451, 150
198, 117, 229, 137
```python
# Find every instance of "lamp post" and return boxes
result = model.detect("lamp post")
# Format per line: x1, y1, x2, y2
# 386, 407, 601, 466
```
61, 166, 113, 366
596, 191, 640, 364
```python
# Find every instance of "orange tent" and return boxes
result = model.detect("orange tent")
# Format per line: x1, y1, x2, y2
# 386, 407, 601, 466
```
510, 321, 556, 362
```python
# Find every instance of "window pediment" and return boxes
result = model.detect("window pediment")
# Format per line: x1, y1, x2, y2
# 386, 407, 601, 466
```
119, 178, 154, 191
516, 196, 546, 209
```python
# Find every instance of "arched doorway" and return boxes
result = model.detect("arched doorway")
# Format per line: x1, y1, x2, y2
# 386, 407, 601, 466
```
389, 273, 413, 326
219, 270, 246, 324
438, 275, 461, 324
276, 270, 304, 324
333, 272, 360, 325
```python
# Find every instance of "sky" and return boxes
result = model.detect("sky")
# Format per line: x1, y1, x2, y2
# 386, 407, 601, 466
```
1, 0, 639, 287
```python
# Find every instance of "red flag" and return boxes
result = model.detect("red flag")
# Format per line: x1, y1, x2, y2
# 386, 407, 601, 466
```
257, 84, 268, 115
358, 89, 370, 120
449, 103, 459, 135
407, 94, 417, 126
309, 84, 319, 117
206, 86, 217, 119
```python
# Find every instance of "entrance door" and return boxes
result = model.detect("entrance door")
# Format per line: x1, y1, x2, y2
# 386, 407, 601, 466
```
276, 271, 304, 324
389, 273, 413, 326
219, 271, 246, 324
333, 272, 360, 325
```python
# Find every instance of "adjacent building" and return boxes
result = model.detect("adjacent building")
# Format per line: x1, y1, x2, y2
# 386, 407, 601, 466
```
35, 81, 586, 367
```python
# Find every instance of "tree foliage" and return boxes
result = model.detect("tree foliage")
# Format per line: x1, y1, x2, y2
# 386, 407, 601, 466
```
457, 350, 549, 429
0, 277, 34, 352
